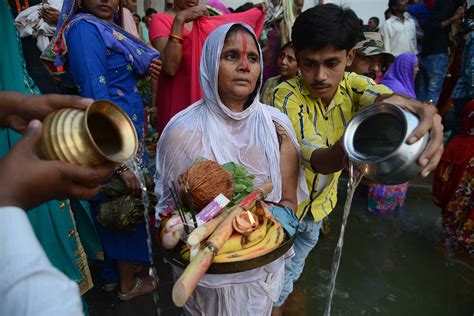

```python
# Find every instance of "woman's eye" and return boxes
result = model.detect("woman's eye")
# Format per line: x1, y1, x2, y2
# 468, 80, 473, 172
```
225, 53, 236, 61
248, 55, 259, 63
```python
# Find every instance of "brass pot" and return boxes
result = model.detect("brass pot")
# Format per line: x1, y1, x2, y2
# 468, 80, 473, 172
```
40, 100, 138, 166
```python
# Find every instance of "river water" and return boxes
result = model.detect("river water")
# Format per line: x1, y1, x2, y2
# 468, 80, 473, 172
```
289, 178, 474, 316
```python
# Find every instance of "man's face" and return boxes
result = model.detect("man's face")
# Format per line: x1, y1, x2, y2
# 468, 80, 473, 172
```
297, 46, 355, 104
348, 52, 383, 79
368, 19, 377, 29
294, 0, 304, 15
394, 0, 408, 13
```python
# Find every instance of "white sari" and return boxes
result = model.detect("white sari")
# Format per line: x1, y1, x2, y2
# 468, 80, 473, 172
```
154, 22, 307, 315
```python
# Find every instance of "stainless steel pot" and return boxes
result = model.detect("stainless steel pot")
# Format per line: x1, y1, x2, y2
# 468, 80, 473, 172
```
342, 102, 429, 185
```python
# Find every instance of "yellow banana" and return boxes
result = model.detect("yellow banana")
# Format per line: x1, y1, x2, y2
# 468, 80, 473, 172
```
217, 215, 268, 255
213, 221, 284, 263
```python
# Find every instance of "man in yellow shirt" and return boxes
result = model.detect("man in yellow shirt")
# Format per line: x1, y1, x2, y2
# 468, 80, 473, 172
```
271, 4, 444, 313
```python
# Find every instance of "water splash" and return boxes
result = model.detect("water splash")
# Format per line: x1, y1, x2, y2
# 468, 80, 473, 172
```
324, 162, 364, 316
126, 160, 161, 315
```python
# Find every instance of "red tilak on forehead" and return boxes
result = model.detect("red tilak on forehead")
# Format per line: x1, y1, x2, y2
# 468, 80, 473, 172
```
241, 32, 250, 71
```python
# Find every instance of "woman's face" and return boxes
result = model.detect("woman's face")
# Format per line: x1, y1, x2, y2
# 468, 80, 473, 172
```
174, 0, 198, 11
218, 30, 261, 108
277, 46, 298, 80
414, 61, 419, 78
82, 0, 119, 21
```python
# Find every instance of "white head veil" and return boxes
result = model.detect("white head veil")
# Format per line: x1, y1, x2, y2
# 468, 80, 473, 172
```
154, 23, 306, 217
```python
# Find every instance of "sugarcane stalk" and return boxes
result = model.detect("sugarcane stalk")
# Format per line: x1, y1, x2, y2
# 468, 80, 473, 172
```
172, 182, 273, 307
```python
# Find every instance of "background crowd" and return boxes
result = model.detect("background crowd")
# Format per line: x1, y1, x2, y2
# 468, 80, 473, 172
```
0, 0, 472, 315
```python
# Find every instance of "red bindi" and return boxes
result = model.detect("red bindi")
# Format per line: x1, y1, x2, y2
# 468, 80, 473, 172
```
241, 33, 250, 72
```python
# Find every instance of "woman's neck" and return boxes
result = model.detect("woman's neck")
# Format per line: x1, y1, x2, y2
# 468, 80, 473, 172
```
221, 98, 246, 112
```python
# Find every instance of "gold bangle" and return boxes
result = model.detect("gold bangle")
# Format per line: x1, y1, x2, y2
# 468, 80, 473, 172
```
169, 33, 184, 44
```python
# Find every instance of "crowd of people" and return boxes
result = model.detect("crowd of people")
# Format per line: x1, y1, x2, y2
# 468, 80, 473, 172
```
0, 0, 472, 315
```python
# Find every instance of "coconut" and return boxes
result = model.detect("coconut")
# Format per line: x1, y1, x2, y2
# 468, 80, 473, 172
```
178, 160, 233, 211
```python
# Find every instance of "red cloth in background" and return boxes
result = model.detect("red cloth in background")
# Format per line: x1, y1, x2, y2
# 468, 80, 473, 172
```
433, 101, 474, 208
149, 8, 265, 133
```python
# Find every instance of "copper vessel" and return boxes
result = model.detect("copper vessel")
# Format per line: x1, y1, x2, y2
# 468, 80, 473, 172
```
40, 100, 138, 166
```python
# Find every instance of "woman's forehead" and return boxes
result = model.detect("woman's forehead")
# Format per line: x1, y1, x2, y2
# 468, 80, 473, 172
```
223, 30, 259, 52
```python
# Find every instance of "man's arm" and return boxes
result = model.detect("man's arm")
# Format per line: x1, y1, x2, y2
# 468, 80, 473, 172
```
273, 83, 338, 174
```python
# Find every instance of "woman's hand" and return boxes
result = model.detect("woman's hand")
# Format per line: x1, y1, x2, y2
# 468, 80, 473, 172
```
176, 5, 208, 23
148, 58, 162, 80
40, 6, 60, 25
378, 94, 444, 177
119, 169, 141, 196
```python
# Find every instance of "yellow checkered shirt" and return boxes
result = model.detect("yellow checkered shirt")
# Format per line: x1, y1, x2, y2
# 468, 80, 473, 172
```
272, 72, 392, 222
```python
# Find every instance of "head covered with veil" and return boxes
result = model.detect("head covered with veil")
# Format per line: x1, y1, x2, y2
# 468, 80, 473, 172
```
154, 22, 308, 215
41, 0, 159, 76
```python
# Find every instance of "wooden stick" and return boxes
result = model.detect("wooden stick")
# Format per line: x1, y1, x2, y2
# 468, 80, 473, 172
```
172, 183, 273, 307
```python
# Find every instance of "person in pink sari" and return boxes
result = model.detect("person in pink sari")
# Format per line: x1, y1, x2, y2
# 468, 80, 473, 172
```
149, 0, 265, 132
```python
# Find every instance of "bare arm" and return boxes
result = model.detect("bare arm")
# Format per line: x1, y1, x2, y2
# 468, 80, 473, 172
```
277, 123, 298, 212
152, 6, 208, 76
309, 140, 345, 175
441, 6, 465, 28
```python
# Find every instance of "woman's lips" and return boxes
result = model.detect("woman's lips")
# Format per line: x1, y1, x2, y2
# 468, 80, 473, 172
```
98, 5, 110, 12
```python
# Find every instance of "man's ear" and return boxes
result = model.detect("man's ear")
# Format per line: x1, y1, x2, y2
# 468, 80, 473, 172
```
346, 48, 356, 67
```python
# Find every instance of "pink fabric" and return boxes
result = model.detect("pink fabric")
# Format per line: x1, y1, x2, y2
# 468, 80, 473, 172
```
122, 7, 139, 38
149, 8, 265, 132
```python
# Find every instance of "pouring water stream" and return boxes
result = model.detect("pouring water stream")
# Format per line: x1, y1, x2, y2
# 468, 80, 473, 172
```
126, 160, 161, 315
324, 162, 365, 316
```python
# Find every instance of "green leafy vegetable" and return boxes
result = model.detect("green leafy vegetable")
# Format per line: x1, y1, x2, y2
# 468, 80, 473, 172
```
222, 162, 255, 205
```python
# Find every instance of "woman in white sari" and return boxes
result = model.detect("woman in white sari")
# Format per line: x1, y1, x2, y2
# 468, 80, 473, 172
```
155, 22, 305, 315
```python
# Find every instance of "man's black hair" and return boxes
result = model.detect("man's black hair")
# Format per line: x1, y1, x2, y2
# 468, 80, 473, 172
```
369, 16, 380, 26
388, 0, 401, 14
291, 4, 360, 53
145, 8, 157, 16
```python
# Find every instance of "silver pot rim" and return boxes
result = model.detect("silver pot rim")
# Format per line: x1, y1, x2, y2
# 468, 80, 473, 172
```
342, 102, 409, 164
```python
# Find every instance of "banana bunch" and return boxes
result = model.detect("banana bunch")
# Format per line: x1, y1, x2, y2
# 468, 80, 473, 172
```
213, 203, 284, 263
213, 218, 284, 263
178, 203, 285, 263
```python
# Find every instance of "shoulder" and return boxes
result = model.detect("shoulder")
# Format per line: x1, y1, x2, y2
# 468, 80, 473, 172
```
342, 72, 392, 95
151, 13, 174, 26
272, 77, 306, 113
273, 77, 303, 100
66, 17, 101, 39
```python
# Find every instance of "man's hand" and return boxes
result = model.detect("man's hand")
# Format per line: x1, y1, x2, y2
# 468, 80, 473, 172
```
0, 120, 116, 210
378, 94, 444, 177
1, 93, 93, 132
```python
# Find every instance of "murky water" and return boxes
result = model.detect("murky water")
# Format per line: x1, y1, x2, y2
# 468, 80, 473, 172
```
127, 160, 161, 315
289, 177, 474, 316
325, 163, 365, 316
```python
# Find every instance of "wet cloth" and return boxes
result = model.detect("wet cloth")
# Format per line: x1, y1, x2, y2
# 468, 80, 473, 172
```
148, 8, 265, 132
433, 101, 474, 255
155, 22, 305, 315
